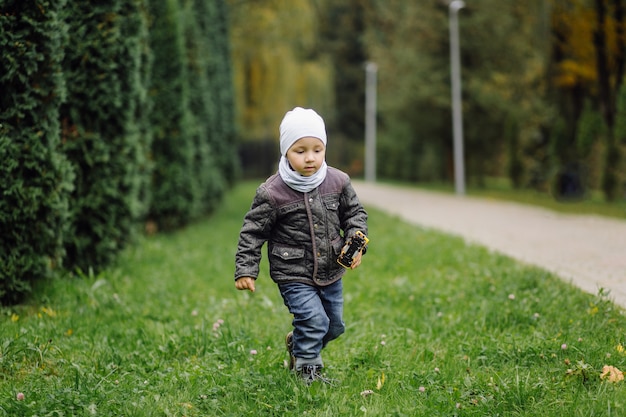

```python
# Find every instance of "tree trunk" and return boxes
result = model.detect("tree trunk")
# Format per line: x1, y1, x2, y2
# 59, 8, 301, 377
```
595, 0, 621, 200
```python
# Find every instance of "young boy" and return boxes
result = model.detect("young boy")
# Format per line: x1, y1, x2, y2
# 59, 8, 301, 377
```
234, 107, 368, 384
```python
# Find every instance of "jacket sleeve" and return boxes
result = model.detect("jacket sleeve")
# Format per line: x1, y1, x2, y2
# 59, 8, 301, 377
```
339, 179, 368, 241
234, 186, 276, 280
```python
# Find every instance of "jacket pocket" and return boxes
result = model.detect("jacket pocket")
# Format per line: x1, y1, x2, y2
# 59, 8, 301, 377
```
323, 196, 340, 211
271, 244, 305, 261
324, 195, 341, 234
270, 243, 308, 279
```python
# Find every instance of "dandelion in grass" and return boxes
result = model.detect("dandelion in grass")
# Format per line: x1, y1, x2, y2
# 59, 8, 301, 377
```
616, 344, 625, 354
40, 306, 57, 318
376, 372, 385, 390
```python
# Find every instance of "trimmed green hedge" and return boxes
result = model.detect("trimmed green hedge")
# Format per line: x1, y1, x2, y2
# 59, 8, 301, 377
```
147, 0, 199, 230
0, 0, 238, 303
147, 0, 238, 230
60, 0, 152, 271
200, 0, 239, 185
0, 0, 74, 304
61, 0, 150, 270
183, 0, 226, 214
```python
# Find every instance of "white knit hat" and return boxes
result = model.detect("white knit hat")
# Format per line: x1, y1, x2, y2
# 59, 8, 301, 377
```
279, 107, 327, 156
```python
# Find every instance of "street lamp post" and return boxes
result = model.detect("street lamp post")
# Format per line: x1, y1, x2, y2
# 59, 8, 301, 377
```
449, 0, 465, 195
365, 61, 378, 183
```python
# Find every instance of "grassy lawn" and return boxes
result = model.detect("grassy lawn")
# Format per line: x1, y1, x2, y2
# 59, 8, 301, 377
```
2, 180, 626, 416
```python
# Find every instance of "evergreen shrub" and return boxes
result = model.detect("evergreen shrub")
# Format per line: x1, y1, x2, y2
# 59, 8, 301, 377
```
0, 0, 73, 303
0, 0, 237, 303
200, 0, 239, 185
60, 0, 152, 271
182, 0, 225, 215
147, 0, 199, 230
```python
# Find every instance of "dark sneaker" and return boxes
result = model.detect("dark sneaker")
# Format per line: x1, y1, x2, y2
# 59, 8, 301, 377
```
285, 331, 295, 371
298, 364, 334, 385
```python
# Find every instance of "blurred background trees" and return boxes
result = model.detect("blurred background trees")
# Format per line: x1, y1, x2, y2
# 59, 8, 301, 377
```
229, 0, 625, 201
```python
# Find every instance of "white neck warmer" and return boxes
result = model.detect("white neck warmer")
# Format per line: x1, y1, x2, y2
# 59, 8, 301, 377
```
279, 156, 328, 193
277, 107, 328, 193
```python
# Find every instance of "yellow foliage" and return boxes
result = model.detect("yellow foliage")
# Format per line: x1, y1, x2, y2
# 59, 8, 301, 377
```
551, 0, 623, 89
228, 0, 335, 141
554, 59, 597, 87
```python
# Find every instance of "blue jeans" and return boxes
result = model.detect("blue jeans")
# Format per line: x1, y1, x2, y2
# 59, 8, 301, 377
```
278, 280, 345, 370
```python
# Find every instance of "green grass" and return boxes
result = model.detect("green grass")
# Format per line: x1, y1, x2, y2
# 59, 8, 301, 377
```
2, 180, 626, 416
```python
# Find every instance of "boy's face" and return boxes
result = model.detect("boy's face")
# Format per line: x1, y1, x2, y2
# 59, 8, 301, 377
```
286, 136, 326, 177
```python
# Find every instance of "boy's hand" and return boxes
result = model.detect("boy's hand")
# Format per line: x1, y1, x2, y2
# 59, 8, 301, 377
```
351, 252, 363, 269
235, 277, 256, 292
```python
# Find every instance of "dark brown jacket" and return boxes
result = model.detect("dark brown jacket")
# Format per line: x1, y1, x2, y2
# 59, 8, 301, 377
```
235, 167, 368, 287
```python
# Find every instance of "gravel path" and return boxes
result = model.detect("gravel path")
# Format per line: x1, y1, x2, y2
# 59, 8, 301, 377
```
353, 181, 626, 308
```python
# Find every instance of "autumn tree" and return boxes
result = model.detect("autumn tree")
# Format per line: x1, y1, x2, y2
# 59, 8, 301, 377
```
228, 0, 335, 175
594, 0, 625, 200
550, 0, 625, 200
